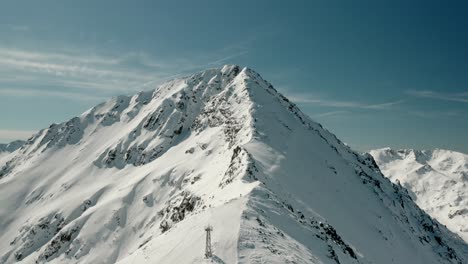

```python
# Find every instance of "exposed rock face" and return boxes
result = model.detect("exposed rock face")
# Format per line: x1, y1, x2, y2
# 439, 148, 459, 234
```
0, 66, 466, 264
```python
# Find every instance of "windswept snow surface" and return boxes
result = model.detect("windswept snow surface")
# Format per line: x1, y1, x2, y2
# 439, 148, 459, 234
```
370, 148, 468, 243
0, 65, 467, 264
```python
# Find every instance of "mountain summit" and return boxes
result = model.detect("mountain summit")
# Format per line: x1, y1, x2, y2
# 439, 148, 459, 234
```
0, 65, 466, 263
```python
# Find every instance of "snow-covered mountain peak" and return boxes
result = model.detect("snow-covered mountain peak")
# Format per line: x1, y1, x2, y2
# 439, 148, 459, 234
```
370, 148, 468, 242
1, 66, 467, 263
11, 65, 255, 160
373, 148, 468, 177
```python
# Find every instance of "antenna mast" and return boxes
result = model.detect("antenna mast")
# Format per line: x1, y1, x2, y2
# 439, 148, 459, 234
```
204, 225, 213, 258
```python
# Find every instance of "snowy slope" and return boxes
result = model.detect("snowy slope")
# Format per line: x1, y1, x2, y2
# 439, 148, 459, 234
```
370, 148, 468, 242
0, 65, 467, 264
0, 140, 24, 168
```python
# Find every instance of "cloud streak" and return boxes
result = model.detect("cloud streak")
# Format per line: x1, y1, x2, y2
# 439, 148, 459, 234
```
0, 44, 253, 101
312, 110, 350, 118
409, 110, 461, 119
0, 88, 105, 102
0, 48, 160, 102
285, 93, 404, 110
0, 47, 159, 90
407, 90, 468, 103
207, 50, 249, 65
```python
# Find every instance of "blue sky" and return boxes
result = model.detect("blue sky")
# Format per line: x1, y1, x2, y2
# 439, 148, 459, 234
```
0, 0, 467, 153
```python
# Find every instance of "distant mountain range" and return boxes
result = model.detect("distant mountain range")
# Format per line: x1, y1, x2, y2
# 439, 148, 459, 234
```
0, 140, 24, 154
370, 148, 468, 243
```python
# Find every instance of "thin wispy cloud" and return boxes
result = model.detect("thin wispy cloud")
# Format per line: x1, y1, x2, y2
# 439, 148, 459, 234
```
409, 110, 461, 119
0, 48, 157, 82
0, 47, 119, 65
312, 110, 350, 118
207, 50, 249, 65
407, 90, 468, 103
0, 45, 254, 101
0, 88, 105, 102
0, 47, 164, 99
285, 93, 404, 110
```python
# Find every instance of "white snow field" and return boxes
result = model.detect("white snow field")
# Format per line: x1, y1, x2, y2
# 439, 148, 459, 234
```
370, 148, 468, 243
0, 65, 466, 263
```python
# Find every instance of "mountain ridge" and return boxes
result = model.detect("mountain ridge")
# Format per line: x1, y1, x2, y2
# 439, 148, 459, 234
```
0, 65, 467, 263
0, 140, 25, 154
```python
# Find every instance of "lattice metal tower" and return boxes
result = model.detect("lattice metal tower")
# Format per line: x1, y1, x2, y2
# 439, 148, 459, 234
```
205, 225, 213, 258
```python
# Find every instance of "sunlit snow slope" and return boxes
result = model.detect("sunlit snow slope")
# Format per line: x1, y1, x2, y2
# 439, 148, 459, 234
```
0, 66, 467, 264
370, 148, 468, 243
